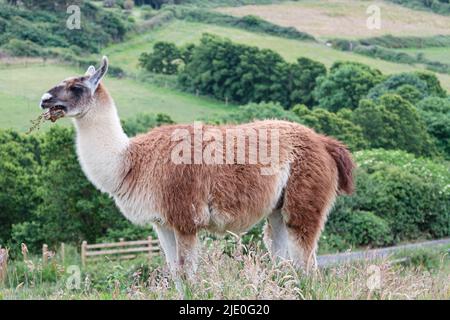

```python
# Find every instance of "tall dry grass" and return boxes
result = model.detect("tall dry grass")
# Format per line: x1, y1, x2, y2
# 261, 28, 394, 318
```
141, 241, 450, 300
1, 240, 448, 300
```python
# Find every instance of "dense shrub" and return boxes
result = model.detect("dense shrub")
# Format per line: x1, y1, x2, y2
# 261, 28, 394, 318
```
3, 39, 49, 57
322, 148, 449, 249
179, 34, 323, 108
338, 149, 450, 242
414, 72, 448, 98
354, 45, 417, 64
354, 94, 436, 156
417, 97, 450, 158
0, 2, 132, 57
292, 105, 368, 151
289, 57, 327, 107
139, 41, 182, 75
367, 72, 431, 102
0, 131, 41, 245
325, 209, 393, 248
340, 34, 450, 49
313, 61, 382, 111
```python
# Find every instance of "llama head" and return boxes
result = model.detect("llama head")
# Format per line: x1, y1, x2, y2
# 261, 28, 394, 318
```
40, 56, 109, 121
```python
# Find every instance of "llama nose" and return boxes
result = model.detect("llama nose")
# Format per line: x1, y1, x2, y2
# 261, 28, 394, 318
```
40, 93, 53, 109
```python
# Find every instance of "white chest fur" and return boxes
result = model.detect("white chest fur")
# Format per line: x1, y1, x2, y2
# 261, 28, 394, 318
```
74, 101, 164, 226
74, 103, 129, 195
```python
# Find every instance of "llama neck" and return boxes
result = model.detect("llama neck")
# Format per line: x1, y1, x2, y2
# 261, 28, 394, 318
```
74, 94, 129, 195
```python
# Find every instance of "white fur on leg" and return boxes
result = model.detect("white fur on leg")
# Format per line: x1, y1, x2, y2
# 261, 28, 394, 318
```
286, 232, 307, 270
264, 210, 290, 260
154, 224, 177, 274
175, 232, 199, 281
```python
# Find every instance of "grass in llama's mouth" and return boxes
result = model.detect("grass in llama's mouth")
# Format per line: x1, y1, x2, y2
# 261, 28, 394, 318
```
43, 105, 66, 122
26, 106, 66, 134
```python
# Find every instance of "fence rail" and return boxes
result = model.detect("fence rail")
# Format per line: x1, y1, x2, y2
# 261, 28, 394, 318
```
81, 237, 159, 266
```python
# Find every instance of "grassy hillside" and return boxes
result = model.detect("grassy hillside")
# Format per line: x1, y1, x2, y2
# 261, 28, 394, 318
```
0, 62, 234, 131
2, 1, 450, 132
102, 19, 450, 90
217, 0, 450, 39
395, 47, 450, 64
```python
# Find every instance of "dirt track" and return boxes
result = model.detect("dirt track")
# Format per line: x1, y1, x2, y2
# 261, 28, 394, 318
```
317, 238, 450, 267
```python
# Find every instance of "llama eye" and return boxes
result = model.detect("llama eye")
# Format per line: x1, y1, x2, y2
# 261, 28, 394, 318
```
70, 86, 84, 96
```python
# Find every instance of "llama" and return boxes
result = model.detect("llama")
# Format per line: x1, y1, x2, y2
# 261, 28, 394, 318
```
40, 56, 354, 280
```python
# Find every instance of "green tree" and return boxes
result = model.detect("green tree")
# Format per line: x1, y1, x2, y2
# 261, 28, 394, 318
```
179, 34, 325, 108
354, 94, 436, 156
367, 72, 433, 103
292, 105, 367, 150
414, 71, 447, 98
139, 41, 181, 75
0, 130, 40, 245
289, 57, 326, 107
180, 43, 196, 65
313, 61, 382, 111
417, 97, 450, 158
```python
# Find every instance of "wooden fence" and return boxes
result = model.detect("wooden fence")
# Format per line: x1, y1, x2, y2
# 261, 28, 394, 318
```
0, 246, 8, 285
81, 237, 160, 266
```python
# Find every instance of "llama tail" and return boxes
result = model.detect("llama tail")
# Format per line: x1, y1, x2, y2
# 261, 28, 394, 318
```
322, 136, 355, 195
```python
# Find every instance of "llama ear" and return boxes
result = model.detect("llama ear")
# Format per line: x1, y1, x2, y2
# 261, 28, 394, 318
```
85, 65, 96, 76
87, 56, 108, 93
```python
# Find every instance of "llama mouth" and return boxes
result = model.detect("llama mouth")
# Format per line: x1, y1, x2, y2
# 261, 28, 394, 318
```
43, 105, 66, 122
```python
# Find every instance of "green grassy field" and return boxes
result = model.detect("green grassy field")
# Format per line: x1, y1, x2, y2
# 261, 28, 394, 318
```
217, 0, 450, 39
395, 47, 450, 64
102, 20, 450, 91
0, 62, 234, 131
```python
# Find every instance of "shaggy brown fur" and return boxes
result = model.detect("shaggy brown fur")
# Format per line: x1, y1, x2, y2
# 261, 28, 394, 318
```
118, 120, 355, 269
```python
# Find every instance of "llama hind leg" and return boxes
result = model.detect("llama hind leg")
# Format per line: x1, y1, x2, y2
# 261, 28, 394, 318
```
283, 195, 335, 272
263, 209, 289, 261
285, 225, 320, 272
283, 176, 337, 272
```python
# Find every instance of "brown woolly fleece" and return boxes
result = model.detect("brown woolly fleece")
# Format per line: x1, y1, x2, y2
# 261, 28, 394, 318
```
116, 120, 355, 262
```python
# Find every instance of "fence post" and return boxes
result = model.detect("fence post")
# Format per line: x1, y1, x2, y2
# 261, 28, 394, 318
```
60, 243, 65, 265
148, 236, 153, 262
21, 243, 28, 261
42, 244, 48, 266
0, 247, 8, 286
81, 241, 87, 267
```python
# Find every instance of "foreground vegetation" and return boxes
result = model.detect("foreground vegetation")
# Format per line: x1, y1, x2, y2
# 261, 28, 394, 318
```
1, 241, 449, 300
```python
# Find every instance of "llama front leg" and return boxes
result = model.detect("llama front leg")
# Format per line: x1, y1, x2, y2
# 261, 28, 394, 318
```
154, 224, 178, 275
174, 230, 199, 281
